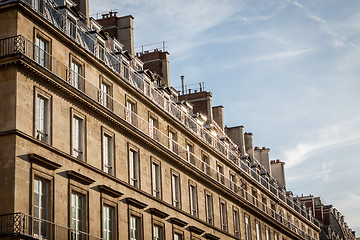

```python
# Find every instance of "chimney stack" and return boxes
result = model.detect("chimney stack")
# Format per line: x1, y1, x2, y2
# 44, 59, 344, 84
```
225, 126, 246, 155
212, 106, 224, 131
254, 146, 271, 174
72, 0, 90, 26
244, 132, 254, 160
270, 160, 286, 188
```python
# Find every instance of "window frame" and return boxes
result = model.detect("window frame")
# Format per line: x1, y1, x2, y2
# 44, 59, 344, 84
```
152, 218, 165, 240
69, 185, 89, 238
128, 143, 140, 188
69, 54, 85, 90
255, 220, 261, 240
216, 162, 224, 184
102, 127, 115, 176
151, 158, 162, 199
233, 206, 240, 238
34, 88, 52, 144
188, 181, 198, 218
201, 151, 210, 175
168, 127, 177, 153
70, 108, 86, 161
129, 210, 143, 240
205, 190, 214, 225
219, 198, 228, 232
171, 169, 181, 209
185, 140, 194, 163
34, 28, 51, 70
245, 214, 251, 240
148, 112, 159, 140
125, 95, 137, 125
99, 76, 113, 109
101, 197, 118, 240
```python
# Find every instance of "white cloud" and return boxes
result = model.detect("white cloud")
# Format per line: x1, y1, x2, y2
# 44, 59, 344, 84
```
281, 118, 360, 169
253, 48, 313, 62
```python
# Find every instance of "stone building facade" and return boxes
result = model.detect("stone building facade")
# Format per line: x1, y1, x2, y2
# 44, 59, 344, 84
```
299, 196, 356, 240
0, 0, 325, 239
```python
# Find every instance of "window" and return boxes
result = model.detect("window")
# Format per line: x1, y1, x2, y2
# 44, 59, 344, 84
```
233, 208, 240, 238
103, 205, 114, 240
220, 200, 227, 232
71, 192, 84, 240
153, 225, 162, 240
71, 61, 82, 89
32, 0, 42, 11
169, 131, 176, 152
189, 183, 198, 217
202, 153, 210, 174
35, 36, 48, 68
149, 116, 157, 139
126, 100, 136, 124
171, 172, 181, 208
205, 192, 213, 225
72, 115, 84, 160
67, 17, 77, 39
186, 143, 193, 163
152, 161, 161, 198
217, 164, 224, 184
245, 215, 251, 240
33, 177, 49, 238
129, 148, 139, 188
266, 228, 270, 240
36, 94, 50, 143
256, 221, 261, 240
174, 232, 182, 240
103, 133, 114, 175
274, 233, 278, 240
130, 216, 140, 240
229, 172, 236, 191
100, 81, 111, 108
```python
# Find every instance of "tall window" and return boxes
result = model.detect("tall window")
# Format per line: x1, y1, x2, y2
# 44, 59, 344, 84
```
189, 184, 198, 217
103, 205, 114, 240
72, 116, 84, 159
149, 117, 157, 139
233, 208, 240, 238
217, 164, 224, 184
71, 193, 84, 240
72, 115, 84, 160
129, 148, 139, 188
266, 228, 270, 240
205, 192, 213, 225
202, 153, 210, 175
186, 143, 193, 163
36, 95, 50, 143
153, 225, 162, 240
71, 61, 82, 89
256, 222, 261, 240
103, 133, 114, 174
126, 101, 135, 124
229, 172, 236, 191
152, 161, 161, 198
33, 177, 49, 238
220, 201, 227, 232
245, 216, 251, 240
36, 37, 48, 68
130, 216, 140, 240
100, 81, 111, 108
171, 172, 180, 208
174, 233, 182, 240
274, 233, 278, 240
67, 18, 77, 39
169, 131, 176, 152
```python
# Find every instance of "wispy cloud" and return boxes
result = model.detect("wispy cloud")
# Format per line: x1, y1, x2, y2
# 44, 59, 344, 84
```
281, 118, 360, 169
253, 48, 313, 62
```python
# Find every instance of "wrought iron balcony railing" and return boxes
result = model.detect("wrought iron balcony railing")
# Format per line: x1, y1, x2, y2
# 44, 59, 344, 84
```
0, 34, 319, 238
0, 212, 102, 240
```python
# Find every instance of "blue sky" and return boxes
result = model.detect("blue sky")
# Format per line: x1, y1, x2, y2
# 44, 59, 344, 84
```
90, 0, 360, 234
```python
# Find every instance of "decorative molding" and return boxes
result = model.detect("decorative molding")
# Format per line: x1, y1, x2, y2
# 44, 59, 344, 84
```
125, 197, 148, 209
66, 170, 95, 185
149, 208, 169, 219
28, 153, 62, 170
99, 185, 123, 198
188, 225, 205, 235
203, 233, 220, 240
169, 217, 187, 227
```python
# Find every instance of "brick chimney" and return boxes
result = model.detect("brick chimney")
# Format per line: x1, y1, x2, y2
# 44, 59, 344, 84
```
212, 106, 224, 131
254, 147, 271, 174
97, 14, 135, 56
178, 90, 213, 123
138, 50, 170, 86
270, 159, 286, 188
244, 132, 254, 160
225, 126, 246, 155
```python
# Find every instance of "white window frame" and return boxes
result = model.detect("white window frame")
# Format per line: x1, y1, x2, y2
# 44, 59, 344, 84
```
245, 215, 251, 240
103, 133, 114, 175
129, 148, 139, 188
266, 228, 270, 240
205, 192, 213, 225
36, 93, 51, 143
130, 216, 140, 240
169, 131, 176, 152
71, 192, 84, 239
126, 101, 136, 124
233, 208, 240, 238
71, 61, 82, 89
35, 36, 48, 68
220, 200, 227, 232
256, 221, 261, 240
217, 164, 224, 184
171, 172, 181, 208
33, 177, 49, 238
72, 114, 84, 160
152, 161, 161, 198
103, 205, 114, 240
189, 183, 198, 217
153, 225, 162, 240
100, 81, 111, 108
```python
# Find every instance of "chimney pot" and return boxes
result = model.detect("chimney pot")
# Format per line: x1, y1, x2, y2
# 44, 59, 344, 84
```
254, 146, 259, 150
276, 159, 280, 163
262, 146, 266, 150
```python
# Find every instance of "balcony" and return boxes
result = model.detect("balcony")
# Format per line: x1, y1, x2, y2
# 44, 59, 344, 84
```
0, 212, 101, 240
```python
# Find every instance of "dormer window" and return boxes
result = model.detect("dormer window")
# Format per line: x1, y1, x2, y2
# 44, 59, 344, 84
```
66, 14, 77, 40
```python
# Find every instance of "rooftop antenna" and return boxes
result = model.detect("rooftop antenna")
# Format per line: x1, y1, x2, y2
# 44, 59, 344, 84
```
181, 76, 184, 95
